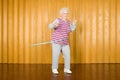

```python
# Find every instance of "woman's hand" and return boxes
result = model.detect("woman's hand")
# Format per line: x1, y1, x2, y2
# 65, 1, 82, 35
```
53, 20, 59, 28
54, 22, 59, 27
72, 18, 77, 23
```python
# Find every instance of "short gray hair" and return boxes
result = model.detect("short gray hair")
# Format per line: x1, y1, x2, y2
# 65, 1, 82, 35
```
60, 8, 69, 16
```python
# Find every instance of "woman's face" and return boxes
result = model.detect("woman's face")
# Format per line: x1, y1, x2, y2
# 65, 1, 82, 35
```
61, 12, 69, 20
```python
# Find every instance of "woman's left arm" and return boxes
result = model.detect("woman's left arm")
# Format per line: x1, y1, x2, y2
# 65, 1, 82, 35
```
70, 19, 77, 31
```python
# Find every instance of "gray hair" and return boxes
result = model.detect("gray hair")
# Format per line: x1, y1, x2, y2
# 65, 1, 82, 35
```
60, 8, 69, 16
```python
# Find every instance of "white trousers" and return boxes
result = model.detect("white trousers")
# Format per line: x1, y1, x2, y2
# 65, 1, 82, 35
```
52, 43, 70, 70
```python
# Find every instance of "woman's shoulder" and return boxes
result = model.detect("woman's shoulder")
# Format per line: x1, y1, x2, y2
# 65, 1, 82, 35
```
56, 17, 61, 20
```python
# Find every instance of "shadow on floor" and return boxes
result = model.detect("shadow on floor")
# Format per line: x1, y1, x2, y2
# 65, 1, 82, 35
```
0, 64, 120, 80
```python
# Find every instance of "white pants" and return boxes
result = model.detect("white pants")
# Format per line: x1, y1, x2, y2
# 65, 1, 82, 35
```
52, 43, 70, 70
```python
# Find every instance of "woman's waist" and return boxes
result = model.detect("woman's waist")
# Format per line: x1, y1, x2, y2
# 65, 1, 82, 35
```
51, 37, 68, 42
51, 39, 69, 45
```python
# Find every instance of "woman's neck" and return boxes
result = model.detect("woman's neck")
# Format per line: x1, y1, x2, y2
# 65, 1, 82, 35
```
60, 17, 68, 22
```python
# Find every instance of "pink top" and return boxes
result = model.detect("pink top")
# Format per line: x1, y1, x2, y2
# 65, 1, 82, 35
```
51, 18, 71, 45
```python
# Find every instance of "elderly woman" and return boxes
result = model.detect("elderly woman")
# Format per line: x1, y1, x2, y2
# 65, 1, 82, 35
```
49, 8, 77, 74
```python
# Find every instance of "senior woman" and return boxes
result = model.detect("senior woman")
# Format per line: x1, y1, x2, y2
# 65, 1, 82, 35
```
49, 8, 77, 74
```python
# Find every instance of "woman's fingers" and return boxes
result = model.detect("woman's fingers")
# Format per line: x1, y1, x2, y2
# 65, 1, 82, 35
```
54, 22, 59, 27
73, 19, 77, 23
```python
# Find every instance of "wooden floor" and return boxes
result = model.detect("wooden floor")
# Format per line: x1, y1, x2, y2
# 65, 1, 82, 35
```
0, 64, 120, 80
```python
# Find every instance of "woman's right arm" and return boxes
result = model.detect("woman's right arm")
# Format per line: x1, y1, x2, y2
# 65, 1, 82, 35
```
49, 19, 59, 29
